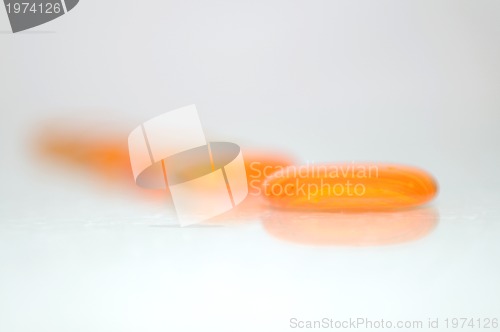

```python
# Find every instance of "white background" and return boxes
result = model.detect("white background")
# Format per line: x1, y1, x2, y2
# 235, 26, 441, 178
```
1, 1, 499, 331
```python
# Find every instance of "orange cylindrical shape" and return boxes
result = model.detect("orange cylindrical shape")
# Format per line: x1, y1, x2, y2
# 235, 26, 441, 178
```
262, 163, 438, 211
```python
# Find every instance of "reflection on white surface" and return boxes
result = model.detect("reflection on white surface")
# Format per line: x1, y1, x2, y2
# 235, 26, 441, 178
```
262, 208, 438, 246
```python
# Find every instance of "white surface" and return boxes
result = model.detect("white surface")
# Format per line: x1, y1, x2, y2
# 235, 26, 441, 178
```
1, 1, 500, 331
170, 169, 232, 224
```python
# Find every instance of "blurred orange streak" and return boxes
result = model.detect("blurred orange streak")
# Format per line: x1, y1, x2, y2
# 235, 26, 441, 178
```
243, 152, 295, 195
34, 123, 295, 204
37, 132, 132, 181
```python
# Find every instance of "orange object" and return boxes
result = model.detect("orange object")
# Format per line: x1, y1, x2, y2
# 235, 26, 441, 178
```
243, 151, 294, 195
262, 163, 438, 211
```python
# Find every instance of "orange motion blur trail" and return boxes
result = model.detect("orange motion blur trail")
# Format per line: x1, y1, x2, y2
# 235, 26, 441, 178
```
35, 123, 294, 203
